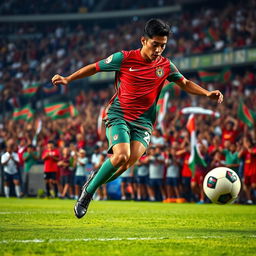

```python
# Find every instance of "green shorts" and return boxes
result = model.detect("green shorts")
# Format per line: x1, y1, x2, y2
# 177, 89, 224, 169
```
105, 119, 151, 154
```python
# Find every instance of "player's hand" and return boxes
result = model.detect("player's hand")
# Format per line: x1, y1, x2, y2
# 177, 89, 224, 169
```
51, 74, 69, 87
206, 90, 223, 103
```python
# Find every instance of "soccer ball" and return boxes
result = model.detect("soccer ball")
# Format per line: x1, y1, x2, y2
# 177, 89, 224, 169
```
203, 167, 241, 204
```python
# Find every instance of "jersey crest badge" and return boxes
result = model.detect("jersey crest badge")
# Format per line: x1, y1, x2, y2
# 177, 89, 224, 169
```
113, 134, 119, 141
105, 54, 113, 64
156, 67, 164, 77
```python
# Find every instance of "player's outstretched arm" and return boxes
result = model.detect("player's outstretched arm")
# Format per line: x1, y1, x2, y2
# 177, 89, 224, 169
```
176, 78, 223, 103
51, 63, 98, 86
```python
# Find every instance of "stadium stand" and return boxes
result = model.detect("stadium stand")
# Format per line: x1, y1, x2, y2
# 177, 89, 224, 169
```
0, 0, 256, 203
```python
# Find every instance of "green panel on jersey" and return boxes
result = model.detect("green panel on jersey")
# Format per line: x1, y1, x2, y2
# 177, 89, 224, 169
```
98, 52, 124, 72
167, 61, 184, 82
130, 102, 156, 131
105, 96, 124, 123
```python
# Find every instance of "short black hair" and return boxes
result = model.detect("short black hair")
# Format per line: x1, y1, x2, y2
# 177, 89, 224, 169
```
144, 18, 170, 38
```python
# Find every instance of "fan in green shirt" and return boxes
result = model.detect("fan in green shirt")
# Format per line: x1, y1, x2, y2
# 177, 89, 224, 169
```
22, 145, 39, 196
23, 145, 39, 173
222, 142, 240, 173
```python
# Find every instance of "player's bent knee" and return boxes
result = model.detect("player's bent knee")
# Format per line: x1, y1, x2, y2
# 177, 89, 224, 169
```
112, 153, 130, 167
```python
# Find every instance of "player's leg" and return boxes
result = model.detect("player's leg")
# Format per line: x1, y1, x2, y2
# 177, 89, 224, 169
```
74, 142, 130, 218
86, 142, 130, 194
74, 122, 131, 218
106, 140, 146, 182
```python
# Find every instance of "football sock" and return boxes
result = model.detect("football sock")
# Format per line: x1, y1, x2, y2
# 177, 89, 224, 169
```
105, 167, 127, 183
86, 159, 118, 194
4, 186, 10, 198
15, 185, 21, 197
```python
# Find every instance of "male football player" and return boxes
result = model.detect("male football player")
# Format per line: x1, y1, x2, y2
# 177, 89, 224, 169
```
52, 18, 223, 218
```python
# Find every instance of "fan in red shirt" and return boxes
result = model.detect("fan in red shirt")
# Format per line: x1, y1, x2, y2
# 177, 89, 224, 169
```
239, 137, 256, 204
42, 141, 60, 198
221, 117, 238, 145
176, 139, 192, 203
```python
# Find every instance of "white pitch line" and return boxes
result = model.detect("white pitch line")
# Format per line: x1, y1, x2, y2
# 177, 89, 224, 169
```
1, 236, 255, 244
0, 211, 68, 215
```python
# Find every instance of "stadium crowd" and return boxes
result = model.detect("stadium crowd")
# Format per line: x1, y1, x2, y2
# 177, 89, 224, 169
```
1, 77, 256, 203
1, 0, 256, 203
1, 0, 256, 109
0, 0, 177, 15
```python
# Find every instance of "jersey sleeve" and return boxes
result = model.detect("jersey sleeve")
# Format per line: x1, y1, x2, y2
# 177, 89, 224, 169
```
167, 61, 185, 83
95, 52, 124, 72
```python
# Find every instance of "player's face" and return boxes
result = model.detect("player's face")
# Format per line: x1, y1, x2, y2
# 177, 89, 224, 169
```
141, 36, 168, 61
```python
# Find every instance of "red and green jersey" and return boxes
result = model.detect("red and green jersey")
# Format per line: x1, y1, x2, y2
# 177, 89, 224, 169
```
95, 49, 184, 131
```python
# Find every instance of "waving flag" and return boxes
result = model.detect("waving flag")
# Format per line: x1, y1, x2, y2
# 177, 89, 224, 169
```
32, 119, 42, 146
157, 92, 170, 133
69, 104, 79, 117
238, 101, 254, 128
186, 114, 207, 175
21, 83, 40, 97
181, 107, 220, 118
13, 105, 34, 121
198, 71, 219, 82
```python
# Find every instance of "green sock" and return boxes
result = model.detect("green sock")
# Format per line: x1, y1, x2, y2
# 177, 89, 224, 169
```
86, 159, 118, 194
105, 171, 121, 183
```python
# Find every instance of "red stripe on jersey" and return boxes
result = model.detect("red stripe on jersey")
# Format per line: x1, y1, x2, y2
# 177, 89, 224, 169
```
95, 62, 101, 72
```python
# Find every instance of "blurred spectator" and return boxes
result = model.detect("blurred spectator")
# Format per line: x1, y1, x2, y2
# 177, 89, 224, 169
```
22, 144, 39, 196
164, 143, 181, 203
136, 155, 149, 201
151, 129, 165, 147
148, 146, 166, 201
42, 141, 60, 198
1, 142, 21, 198
58, 147, 74, 199
222, 141, 240, 173
238, 137, 256, 204
74, 148, 89, 200
191, 143, 208, 204
120, 167, 135, 200
91, 145, 108, 200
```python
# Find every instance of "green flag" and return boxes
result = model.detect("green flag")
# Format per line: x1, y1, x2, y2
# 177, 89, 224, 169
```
219, 68, 232, 83
237, 101, 254, 128
69, 104, 79, 117
13, 105, 34, 121
21, 83, 40, 97
198, 71, 219, 82
44, 103, 68, 117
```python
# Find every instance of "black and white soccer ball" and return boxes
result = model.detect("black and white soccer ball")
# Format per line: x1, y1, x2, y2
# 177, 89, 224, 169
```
203, 167, 241, 204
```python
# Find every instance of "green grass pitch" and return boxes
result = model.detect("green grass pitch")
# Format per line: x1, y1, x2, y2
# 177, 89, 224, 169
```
0, 198, 256, 256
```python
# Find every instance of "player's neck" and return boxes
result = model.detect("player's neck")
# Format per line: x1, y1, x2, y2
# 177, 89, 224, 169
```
140, 48, 154, 63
